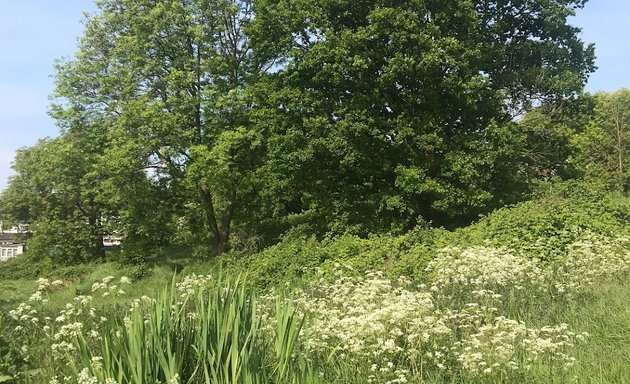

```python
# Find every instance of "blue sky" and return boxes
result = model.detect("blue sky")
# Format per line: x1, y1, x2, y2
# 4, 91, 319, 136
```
0, 1, 627, 190
0, 1, 97, 190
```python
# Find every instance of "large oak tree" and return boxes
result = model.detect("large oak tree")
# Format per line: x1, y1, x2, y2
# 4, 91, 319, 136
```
257, 0, 595, 231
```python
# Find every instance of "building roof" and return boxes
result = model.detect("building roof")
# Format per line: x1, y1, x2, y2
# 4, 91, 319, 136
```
0, 232, 27, 243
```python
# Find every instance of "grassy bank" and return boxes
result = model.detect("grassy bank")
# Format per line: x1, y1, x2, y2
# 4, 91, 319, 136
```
0, 188, 628, 383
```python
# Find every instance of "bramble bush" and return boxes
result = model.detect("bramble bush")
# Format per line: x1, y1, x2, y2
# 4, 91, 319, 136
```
221, 184, 629, 289
459, 181, 630, 261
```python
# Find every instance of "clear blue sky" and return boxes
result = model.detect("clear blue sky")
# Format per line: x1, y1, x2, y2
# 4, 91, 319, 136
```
0, 1, 627, 190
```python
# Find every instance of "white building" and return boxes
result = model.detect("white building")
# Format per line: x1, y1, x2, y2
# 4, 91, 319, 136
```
0, 233, 25, 261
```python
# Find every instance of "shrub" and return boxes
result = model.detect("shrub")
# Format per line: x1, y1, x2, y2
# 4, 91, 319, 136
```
457, 182, 630, 261
46, 264, 96, 281
231, 236, 327, 289
232, 233, 416, 289
0, 254, 53, 281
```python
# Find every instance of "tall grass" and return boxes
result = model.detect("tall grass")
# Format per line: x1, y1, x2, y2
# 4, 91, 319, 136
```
70, 280, 312, 384
15, 276, 314, 384
3, 231, 629, 383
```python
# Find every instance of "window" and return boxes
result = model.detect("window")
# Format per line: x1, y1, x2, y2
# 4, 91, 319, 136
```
2, 248, 19, 258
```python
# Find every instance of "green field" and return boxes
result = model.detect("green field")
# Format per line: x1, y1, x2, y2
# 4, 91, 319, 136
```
0, 190, 628, 384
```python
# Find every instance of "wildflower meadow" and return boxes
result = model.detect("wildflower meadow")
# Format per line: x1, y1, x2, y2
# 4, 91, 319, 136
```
1, 231, 628, 383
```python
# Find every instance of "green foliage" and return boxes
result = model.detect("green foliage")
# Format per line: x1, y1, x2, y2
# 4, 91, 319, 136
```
519, 110, 576, 179
0, 315, 25, 382
0, 254, 53, 281
2, 184, 630, 383
516, 94, 596, 182
6, 228, 630, 383
565, 281, 630, 383
46, 264, 97, 282
232, 236, 327, 289
220, 184, 629, 287
8, 276, 314, 384
0, 132, 110, 264
0, 0, 595, 260
229, 229, 450, 288
0, 256, 95, 295
123, 263, 154, 282
254, 0, 595, 233
459, 181, 630, 261
50, 0, 278, 255
570, 89, 630, 192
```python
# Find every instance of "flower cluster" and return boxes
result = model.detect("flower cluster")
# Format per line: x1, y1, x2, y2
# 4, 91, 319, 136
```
28, 278, 64, 303
7, 232, 628, 383
426, 246, 549, 308
129, 295, 156, 311
294, 270, 448, 370
559, 234, 630, 288
269, 232, 626, 383
279, 266, 588, 382
91, 276, 131, 297
456, 316, 586, 376
175, 273, 212, 298
9, 303, 38, 325
6, 275, 131, 381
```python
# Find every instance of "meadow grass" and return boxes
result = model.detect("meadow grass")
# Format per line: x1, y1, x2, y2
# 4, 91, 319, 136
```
1, 233, 629, 383
564, 281, 630, 383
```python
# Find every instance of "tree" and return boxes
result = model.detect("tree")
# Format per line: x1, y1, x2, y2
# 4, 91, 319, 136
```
52, 0, 279, 254
254, 0, 595, 232
571, 89, 630, 192
40, 0, 597, 258
517, 94, 595, 181
0, 128, 111, 263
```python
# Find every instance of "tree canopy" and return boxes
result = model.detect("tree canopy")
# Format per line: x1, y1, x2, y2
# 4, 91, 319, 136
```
0, 0, 601, 261
570, 89, 630, 192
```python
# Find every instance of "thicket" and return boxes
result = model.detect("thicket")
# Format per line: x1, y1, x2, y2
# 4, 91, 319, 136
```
215, 181, 629, 289
1, 180, 627, 289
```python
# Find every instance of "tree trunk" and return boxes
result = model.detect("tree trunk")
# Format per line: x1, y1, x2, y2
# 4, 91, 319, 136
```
214, 231, 229, 255
199, 186, 222, 252
88, 214, 105, 260
199, 185, 235, 255
94, 233, 105, 260
216, 189, 236, 254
